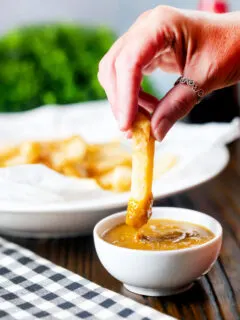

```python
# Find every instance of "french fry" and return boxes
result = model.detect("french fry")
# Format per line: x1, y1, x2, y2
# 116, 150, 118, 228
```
61, 163, 88, 178
86, 142, 131, 176
1, 142, 40, 166
0, 129, 178, 195
61, 136, 87, 162
96, 165, 131, 192
126, 113, 155, 229
48, 136, 87, 171
0, 146, 19, 166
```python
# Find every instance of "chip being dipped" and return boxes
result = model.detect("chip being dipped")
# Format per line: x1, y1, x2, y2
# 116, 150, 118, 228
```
126, 112, 155, 229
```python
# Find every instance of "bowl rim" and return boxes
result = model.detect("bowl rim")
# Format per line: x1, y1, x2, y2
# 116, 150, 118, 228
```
93, 207, 223, 255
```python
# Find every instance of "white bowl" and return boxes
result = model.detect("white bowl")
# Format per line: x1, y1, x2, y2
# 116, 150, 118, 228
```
94, 207, 222, 297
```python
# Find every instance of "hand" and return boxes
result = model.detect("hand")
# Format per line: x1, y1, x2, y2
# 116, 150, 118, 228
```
98, 6, 240, 140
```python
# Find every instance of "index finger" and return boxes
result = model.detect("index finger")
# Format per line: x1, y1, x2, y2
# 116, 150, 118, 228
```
114, 27, 163, 131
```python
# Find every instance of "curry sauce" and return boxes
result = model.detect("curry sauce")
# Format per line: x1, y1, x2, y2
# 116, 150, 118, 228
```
102, 219, 214, 251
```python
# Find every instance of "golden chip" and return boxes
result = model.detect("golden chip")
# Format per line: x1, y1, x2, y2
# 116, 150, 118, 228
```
126, 113, 155, 228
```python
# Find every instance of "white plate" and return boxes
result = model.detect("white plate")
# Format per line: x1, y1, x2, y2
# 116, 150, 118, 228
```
0, 102, 231, 237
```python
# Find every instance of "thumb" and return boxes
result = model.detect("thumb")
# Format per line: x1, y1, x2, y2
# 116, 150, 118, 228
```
151, 83, 200, 141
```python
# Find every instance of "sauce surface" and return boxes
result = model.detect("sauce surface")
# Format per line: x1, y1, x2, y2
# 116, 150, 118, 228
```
102, 219, 214, 251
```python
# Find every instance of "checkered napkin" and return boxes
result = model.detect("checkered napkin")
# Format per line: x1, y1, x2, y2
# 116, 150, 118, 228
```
0, 238, 175, 320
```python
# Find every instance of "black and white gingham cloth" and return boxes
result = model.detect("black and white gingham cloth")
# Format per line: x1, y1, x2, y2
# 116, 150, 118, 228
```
0, 238, 175, 320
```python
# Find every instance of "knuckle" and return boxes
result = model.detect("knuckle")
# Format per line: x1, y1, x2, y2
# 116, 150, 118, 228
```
97, 70, 103, 85
137, 9, 153, 21
98, 56, 107, 72
154, 5, 173, 17
152, 5, 181, 24
115, 51, 138, 72
98, 56, 115, 85
97, 62, 105, 84
114, 56, 123, 71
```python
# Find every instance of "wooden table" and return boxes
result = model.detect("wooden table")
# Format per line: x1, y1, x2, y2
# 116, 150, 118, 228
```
7, 140, 240, 320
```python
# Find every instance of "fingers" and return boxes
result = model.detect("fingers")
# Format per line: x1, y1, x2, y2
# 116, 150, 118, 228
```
126, 84, 198, 142
98, 5, 197, 138
151, 84, 197, 141
98, 11, 167, 132
98, 10, 152, 124
98, 36, 125, 120
138, 90, 159, 114
115, 28, 167, 131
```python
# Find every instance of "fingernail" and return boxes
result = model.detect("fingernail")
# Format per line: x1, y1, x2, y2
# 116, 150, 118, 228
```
154, 118, 172, 141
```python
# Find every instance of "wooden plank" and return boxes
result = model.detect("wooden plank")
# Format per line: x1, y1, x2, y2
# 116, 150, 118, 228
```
175, 184, 240, 320
188, 183, 240, 317
158, 196, 225, 320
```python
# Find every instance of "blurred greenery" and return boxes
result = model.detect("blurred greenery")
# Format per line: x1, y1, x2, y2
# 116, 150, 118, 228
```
0, 23, 156, 112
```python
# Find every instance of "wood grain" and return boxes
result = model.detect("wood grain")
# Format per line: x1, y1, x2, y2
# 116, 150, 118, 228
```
6, 140, 240, 320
